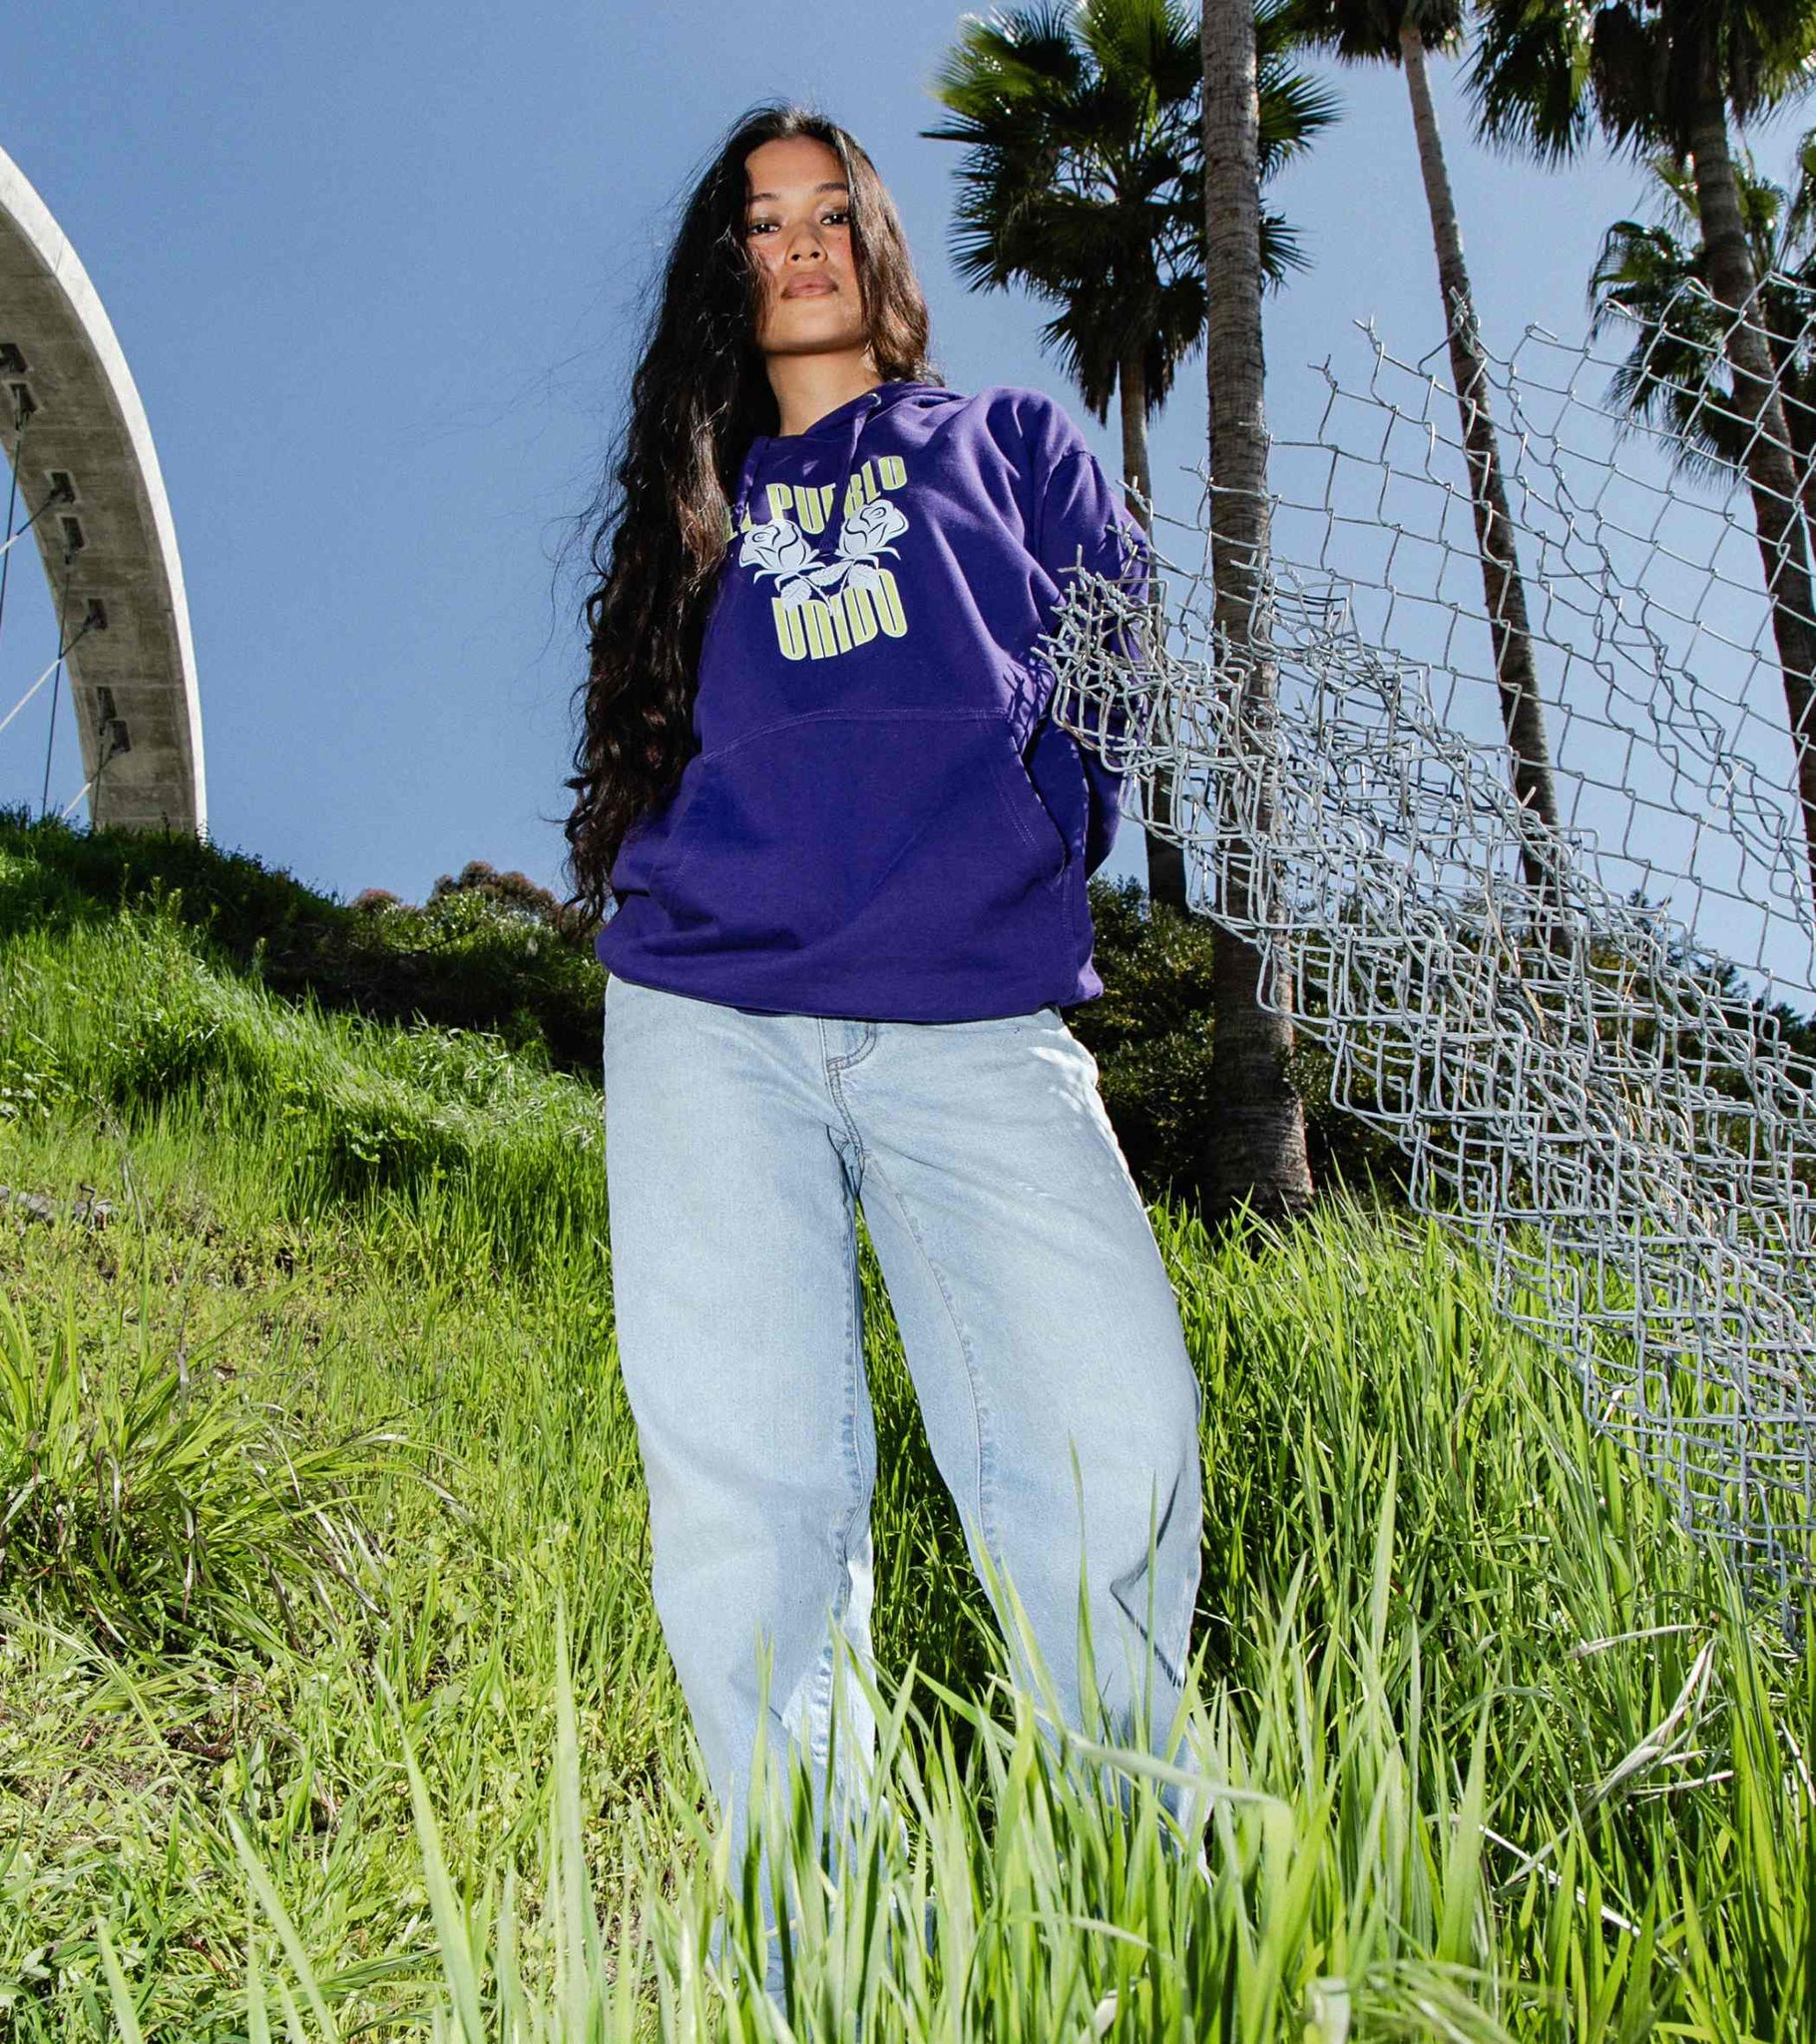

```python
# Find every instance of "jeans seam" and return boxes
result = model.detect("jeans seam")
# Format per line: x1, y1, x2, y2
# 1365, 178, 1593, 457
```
823, 1054, 870, 1188
860, 1151, 999, 1559
821, 1018, 880, 1076
837, 1143, 873, 1572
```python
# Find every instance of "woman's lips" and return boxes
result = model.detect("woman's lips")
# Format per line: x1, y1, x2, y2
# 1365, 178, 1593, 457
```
783, 278, 835, 297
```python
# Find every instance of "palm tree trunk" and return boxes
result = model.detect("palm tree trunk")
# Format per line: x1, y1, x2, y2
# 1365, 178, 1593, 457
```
1787, 412, 1816, 658
1200, 0, 1313, 1223
1120, 335, 1191, 915
1687, 87, 1816, 910
1400, 23, 1562, 889
1118, 343, 1154, 518
1772, 365, 1816, 672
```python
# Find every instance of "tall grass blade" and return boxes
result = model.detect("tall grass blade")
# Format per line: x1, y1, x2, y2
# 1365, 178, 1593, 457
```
228, 1812, 340, 2044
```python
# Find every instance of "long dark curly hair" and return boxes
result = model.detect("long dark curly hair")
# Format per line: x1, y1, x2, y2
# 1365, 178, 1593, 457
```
562, 103, 943, 928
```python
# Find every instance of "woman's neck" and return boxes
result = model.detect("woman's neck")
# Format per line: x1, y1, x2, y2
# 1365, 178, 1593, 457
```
765, 349, 885, 437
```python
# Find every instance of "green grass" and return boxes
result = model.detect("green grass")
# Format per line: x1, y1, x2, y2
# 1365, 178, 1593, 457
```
0, 1271, 401, 1656
0, 803, 1402, 1211
2, 823, 1812, 2039
0, 805, 608, 1083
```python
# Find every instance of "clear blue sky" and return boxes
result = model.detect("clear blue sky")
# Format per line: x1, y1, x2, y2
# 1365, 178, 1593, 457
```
1, 0, 1804, 929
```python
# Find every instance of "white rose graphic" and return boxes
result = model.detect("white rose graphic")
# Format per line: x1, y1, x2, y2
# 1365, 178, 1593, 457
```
740, 518, 818, 582
738, 495, 911, 610
837, 497, 908, 564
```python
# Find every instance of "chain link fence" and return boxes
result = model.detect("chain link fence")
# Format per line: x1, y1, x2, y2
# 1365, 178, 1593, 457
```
1040, 280, 1816, 1591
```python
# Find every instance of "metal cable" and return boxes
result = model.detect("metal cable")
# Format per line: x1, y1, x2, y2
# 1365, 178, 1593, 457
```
0, 395, 26, 671
39, 545, 76, 817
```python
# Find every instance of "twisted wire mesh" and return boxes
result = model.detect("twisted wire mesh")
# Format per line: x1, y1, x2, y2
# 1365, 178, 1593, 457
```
1038, 279, 1816, 1588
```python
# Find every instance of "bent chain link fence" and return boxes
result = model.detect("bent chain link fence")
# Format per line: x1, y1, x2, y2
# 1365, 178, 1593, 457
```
1037, 277, 1816, 1595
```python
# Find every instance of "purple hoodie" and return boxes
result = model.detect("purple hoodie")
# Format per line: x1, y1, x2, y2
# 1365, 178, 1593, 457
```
596, 379, 1149, 1020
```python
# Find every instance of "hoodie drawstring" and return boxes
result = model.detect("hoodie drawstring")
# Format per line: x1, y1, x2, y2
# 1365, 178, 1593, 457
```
729, 387, 886, 550
824, 392, 879, 555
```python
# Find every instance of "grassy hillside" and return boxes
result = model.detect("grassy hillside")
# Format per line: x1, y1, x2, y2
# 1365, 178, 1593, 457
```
0, 805, 1400, 1212
0, 806, 608, 1084
1, 815, 1810, 2040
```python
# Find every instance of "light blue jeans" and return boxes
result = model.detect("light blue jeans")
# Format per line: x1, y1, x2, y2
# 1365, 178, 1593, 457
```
601, 973, 1204, 1977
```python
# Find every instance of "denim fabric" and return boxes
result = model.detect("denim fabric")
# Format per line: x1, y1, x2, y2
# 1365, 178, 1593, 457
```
601, 971, 1205, 1989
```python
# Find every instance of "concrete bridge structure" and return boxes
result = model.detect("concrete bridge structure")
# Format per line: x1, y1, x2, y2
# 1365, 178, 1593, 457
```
0, 141, 205, 834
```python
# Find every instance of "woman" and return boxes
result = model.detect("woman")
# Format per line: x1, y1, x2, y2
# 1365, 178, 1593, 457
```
564, 101, 1204, 1959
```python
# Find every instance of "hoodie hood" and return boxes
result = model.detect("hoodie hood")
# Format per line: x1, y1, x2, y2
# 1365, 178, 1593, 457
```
730, 380, 938, 553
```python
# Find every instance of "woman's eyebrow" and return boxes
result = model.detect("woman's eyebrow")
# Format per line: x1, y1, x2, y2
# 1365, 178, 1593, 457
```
745, 181, 851, 206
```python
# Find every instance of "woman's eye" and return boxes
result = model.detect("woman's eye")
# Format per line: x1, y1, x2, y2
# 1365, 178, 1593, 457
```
745, 211, 849, 236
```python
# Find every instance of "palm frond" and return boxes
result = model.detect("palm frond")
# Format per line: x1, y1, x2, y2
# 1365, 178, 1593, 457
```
1471, 0, 1816, 169
1585, 142, 1816, 489
925, 0, 1335, 434
1466, 2, 1597, 165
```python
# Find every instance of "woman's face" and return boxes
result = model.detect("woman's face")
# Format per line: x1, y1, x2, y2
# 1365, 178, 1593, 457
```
742, 136, 871, 362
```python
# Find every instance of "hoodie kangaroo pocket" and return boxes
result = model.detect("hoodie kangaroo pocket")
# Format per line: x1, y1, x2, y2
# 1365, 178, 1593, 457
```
650, 710, 1074, 964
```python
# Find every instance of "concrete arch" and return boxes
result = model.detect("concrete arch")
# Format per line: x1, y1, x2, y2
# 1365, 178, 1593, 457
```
0, 142, 205, 835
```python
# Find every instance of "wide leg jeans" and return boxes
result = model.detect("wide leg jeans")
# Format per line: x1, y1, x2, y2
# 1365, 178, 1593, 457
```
602, 972, 1205, 1935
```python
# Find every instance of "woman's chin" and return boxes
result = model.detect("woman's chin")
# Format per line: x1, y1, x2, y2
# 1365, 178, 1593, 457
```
765, 308, 866, 352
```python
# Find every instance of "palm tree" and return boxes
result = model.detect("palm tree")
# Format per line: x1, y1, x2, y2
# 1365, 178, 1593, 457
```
1590, 145, 1816, 555
1201, 0, 1317, 1217
924, 0, 1337, 915
1471, 0, 1816, 910
1288, 0, 1563, 882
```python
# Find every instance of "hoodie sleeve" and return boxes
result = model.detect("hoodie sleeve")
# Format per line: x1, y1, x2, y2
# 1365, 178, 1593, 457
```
1032, 441, 1156, 878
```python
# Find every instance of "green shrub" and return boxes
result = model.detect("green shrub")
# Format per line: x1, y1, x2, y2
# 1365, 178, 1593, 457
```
0, 1276, 400, 1656
1078, 879, 1407, 1205
1069, 880, 1220, 1205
